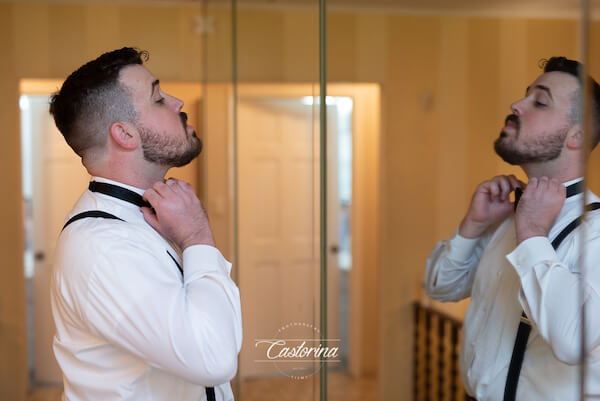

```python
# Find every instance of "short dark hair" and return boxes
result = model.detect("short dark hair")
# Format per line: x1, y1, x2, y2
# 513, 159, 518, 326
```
541, 56, 600, 149
49, 47, 149, 157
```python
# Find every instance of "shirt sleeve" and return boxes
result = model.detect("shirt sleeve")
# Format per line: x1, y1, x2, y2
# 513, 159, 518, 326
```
75, 230, 242, 386
424, 229, 492, 302
506, 221, 600, 365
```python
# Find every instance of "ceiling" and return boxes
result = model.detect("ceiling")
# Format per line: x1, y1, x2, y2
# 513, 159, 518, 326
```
6, 0, 600, 18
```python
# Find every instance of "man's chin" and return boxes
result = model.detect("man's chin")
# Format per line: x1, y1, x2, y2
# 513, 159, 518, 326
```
495, 153, 520, 166
494, 139, 521, 165
169, 152, 199, 168
175, 143, 202, 167
152, 140, 202, 168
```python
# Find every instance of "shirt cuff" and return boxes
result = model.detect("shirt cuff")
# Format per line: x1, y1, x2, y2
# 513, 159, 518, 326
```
182, 245, 233, 282
447, 230, 481, 263
506, 236, 558, 278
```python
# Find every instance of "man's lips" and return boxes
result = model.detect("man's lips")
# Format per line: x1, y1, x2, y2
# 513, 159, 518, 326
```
180, 112, 195, 131
504, 114, 520, 131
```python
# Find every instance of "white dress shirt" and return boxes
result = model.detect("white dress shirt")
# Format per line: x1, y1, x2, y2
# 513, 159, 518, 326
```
51, 177, 242, 401
425, 179, 600, 401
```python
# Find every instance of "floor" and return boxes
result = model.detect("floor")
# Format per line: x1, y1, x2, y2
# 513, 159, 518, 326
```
27, 386, 62, 401
27, 372, 377, 401
238, 372, 377, 401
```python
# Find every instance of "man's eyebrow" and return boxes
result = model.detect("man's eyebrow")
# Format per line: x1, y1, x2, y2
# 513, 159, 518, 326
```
151, 79, 160, 97
525, 84, 553, 100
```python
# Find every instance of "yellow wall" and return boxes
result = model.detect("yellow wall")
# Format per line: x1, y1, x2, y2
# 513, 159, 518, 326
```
1, 2, 598, 400
1, 5, 26, 401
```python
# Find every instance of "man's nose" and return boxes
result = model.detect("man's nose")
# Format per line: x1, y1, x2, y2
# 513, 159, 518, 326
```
168, 94, 184, 111
174, 96, 184, 111
510, 98, 524, 115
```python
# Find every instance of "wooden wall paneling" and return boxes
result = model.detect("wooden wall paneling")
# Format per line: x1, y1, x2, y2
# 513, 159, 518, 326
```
0, 3, 27, 400
48, 5, 86, 77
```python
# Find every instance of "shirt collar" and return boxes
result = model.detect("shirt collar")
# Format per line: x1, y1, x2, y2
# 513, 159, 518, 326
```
563, 177, 583, 188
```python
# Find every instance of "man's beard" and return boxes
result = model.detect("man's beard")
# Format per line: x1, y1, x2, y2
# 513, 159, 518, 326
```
494, 114, 568, 165
138, 118, 202, 167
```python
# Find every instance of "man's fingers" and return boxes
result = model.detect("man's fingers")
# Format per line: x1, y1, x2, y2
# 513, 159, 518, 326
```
143, 188, 161, 206
522, 177, 566, 198
548, 178, 566, 196
152, 181, 175, 197
177, 179, 194, 193
167, 179, 198, 204
497, 177, 511, 201
165, 178, 187, 196
526, 177, 538, 192
141, 178, 214, 249
485, 180, 499, 200
141, 206, 159, 228
507, 175, 525, 191
485, 175, 523, 201
164, 178, 195, 199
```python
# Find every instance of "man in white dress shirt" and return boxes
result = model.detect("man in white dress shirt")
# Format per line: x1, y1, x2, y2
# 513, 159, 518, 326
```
425, 57, 600, 401
49, 47, 242, 401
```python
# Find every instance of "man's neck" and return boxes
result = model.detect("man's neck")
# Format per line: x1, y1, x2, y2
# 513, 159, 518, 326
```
522, 161, 581, 184
98, 174, 165, 190
87, 162, 168, 190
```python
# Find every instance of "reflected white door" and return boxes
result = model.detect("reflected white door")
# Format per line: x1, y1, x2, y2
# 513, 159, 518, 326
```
237, 98, 341, 378
238, 99, 315, 377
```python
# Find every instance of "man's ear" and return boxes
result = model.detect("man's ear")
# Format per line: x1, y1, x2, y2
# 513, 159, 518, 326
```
109, 122, 138, 150
566, 124, 583, 150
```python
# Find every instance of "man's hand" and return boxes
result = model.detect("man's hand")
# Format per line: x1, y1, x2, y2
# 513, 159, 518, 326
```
459, 175, 525, 238
515, 176, 565, 244
141, 178, 216, 250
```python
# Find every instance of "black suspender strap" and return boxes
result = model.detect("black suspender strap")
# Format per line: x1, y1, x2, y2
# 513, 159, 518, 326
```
504, 201, 600, 401
551, 202, 600, 249
206, 386, 216, 401
60, 209, 217, 400
504, 312, 532, 401
61, 210, 123, 231
167, 250, 183, 274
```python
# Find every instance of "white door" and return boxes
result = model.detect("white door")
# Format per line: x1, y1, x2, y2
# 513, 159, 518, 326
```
27, 94, 89, 383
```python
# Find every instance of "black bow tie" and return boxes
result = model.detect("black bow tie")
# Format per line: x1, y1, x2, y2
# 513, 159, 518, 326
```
514, 180, 583, 211
89, 181, 151, 209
